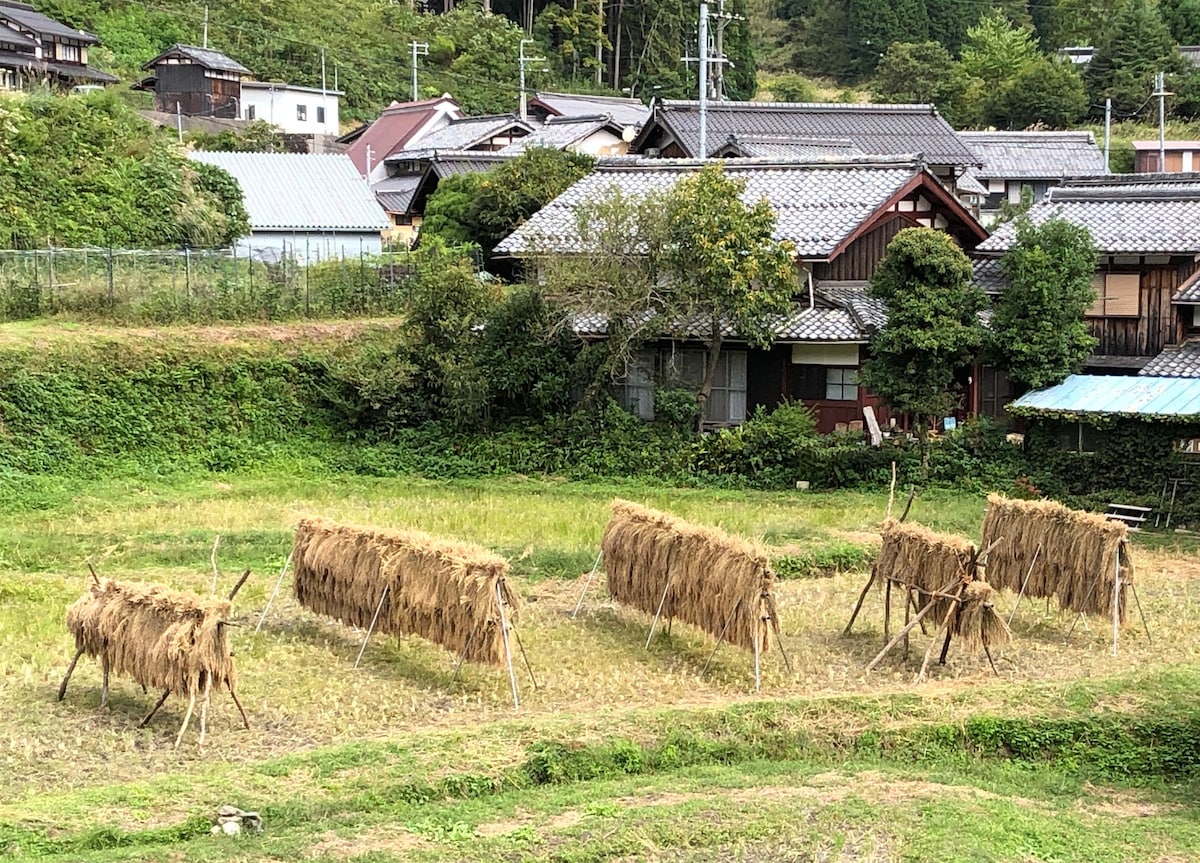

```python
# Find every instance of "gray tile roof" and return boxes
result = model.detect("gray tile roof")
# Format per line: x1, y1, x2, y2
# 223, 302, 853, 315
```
0, 1, 97, 42
500, 115, 613, 153
640, 100, 980, 166
1175, 268, 1200, 303
713, 135, 865, 160
955, 172, 988, 195
427, 152, 511, 177
0, 23, 36, 48
1139, 340, 1200, 377
978, 174, 1200, 254
972, 258, 1007, 294
531, 92, 650, 129
570, 304, 866, 342
959, 131, 1106, 181
389, 114, 530, 158
815, 281, 888, 331
497, 156, 929, 258
143, 44, 250, 74
189, 152, 389, 232
371, 174, 421, 214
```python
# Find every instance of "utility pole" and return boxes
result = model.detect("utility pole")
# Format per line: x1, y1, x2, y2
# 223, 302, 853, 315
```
410, 42, 429, 102
1103, 97, 1111, 174
698, 3, 708, 157
711, 0, 736, 100
321, 48, 328, 135
202, 6, 209, 48
682, 3, 730, 156
1152, 71, 1171, 172
519, 39, 545, 123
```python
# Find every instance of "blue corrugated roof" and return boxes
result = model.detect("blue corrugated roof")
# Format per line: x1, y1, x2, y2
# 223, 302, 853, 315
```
189, 152, 389, 232
1010, 374, 1200, 419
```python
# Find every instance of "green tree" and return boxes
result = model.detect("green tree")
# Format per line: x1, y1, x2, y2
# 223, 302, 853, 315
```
768, 73, 820, 102
659, 165, 799, 425
989, 218, 1097, 391
846, 0, 930, 78
960, 8, 1039, 90
872, 42, 971, 124
1160, 0, 1200, 44
420, 149, 594, 269
987, 57, 1088, 128
859, 228, 986, 463
1085, 0, 1181, 116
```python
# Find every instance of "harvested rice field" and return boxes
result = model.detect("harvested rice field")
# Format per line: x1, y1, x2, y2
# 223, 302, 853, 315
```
3, 472, 1200, 861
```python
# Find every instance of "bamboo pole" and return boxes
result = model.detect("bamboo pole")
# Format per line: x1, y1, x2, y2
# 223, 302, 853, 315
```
497, 581, 520, 710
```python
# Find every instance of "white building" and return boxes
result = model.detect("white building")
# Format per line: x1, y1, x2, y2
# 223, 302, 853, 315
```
189, 151, 390, 262
241, 81, 342, 136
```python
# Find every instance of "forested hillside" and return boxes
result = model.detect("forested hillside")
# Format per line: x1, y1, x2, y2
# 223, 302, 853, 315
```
35, 0, 755, 120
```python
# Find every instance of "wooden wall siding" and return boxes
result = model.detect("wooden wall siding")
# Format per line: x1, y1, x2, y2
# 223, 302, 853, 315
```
1090, 260, 1192, 357
812, 215, 911, 282
210, 77, 241, 118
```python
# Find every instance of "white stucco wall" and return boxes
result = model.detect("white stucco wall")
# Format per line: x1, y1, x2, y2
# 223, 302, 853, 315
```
241, 84, 341, 136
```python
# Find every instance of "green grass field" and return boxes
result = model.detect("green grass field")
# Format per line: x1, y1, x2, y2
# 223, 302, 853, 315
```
3, 468, 1200, 861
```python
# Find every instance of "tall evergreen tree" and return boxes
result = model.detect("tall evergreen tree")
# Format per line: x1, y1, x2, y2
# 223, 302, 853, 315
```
1085, 0, 1182, 116
1160, 0, 1200, 45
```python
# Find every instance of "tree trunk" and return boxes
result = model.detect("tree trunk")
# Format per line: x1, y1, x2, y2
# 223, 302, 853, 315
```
695, 322, 723, 433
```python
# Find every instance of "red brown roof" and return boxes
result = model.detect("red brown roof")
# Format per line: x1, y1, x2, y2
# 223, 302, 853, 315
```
345, 96, 461, 176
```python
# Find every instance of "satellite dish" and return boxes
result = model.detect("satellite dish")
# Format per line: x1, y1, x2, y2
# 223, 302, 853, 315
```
621, 125, 636, 142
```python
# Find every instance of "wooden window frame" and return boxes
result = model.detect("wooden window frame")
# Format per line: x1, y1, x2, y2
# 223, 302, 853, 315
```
1086, 272, 1140, 318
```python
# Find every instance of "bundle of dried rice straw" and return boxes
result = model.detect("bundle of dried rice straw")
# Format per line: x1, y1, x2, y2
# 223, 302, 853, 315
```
601, 500, 774, 652
292, 518, 519, 665
981, 494, 1132, 621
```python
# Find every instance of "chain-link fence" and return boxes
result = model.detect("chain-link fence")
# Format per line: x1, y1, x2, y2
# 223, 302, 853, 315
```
0, 247, 481, 323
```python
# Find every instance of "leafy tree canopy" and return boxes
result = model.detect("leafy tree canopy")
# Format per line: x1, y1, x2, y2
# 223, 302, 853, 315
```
859, 228, 986, 433
987, 56, 1089, 128
872, 41, 972, 124
990, 217, 1098, 390
960, 8, 1039, 90
420, 148, 594, 271
0, 90, 246, 248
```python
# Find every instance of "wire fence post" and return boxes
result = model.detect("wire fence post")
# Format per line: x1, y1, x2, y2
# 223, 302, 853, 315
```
106, 248, 114, 311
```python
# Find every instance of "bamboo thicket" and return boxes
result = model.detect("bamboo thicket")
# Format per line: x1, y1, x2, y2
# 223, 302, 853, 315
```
600, 500, 774, 652
291, 518, 519, 665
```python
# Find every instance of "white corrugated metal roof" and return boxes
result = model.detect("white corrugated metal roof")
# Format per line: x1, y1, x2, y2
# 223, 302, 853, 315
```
189, 152, 390, 232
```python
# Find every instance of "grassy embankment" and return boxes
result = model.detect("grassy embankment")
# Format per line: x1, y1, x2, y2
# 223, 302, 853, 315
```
3, 321, 1200, 861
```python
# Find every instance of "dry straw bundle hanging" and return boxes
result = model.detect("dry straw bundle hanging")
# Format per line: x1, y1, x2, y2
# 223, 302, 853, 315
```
981, 494, 1132, 620
868, 519, 1010, 662
600, 500, 774, 652
65, 578, 238, 702
876, 519, 976, 627
291, 518, 519, 666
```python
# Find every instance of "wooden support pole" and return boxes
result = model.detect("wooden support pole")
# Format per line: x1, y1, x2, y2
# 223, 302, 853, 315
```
645, 578, 673, 648
764, 594, 792, 674
752, 623, 761, 693
903, 586, 912, 659
496, 581, 520, 710
883, 578, 892, 643
451, 623, 480, 685
58, 647, 84, 701
511, 623, 539, 691
1130, 583, 1152, 643
100, 659, 110, 710
1111, 549, 1121, 657
227, 568, 251, 601
1007, 543, 1041, 626
916, 588, 962, 683
198, 676, 213, 748
87, 562, 101, 586
843, 566, 877, 635
865, 577, 961, 673
571, 550, 603, 619
210, 535, 221, 595
254, 552, 292, 634
354, 585, 390, 669
139, 690, 171, 728
174, 689, 197, 750
227, 681, 250, 731
701, 598, 742, 678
